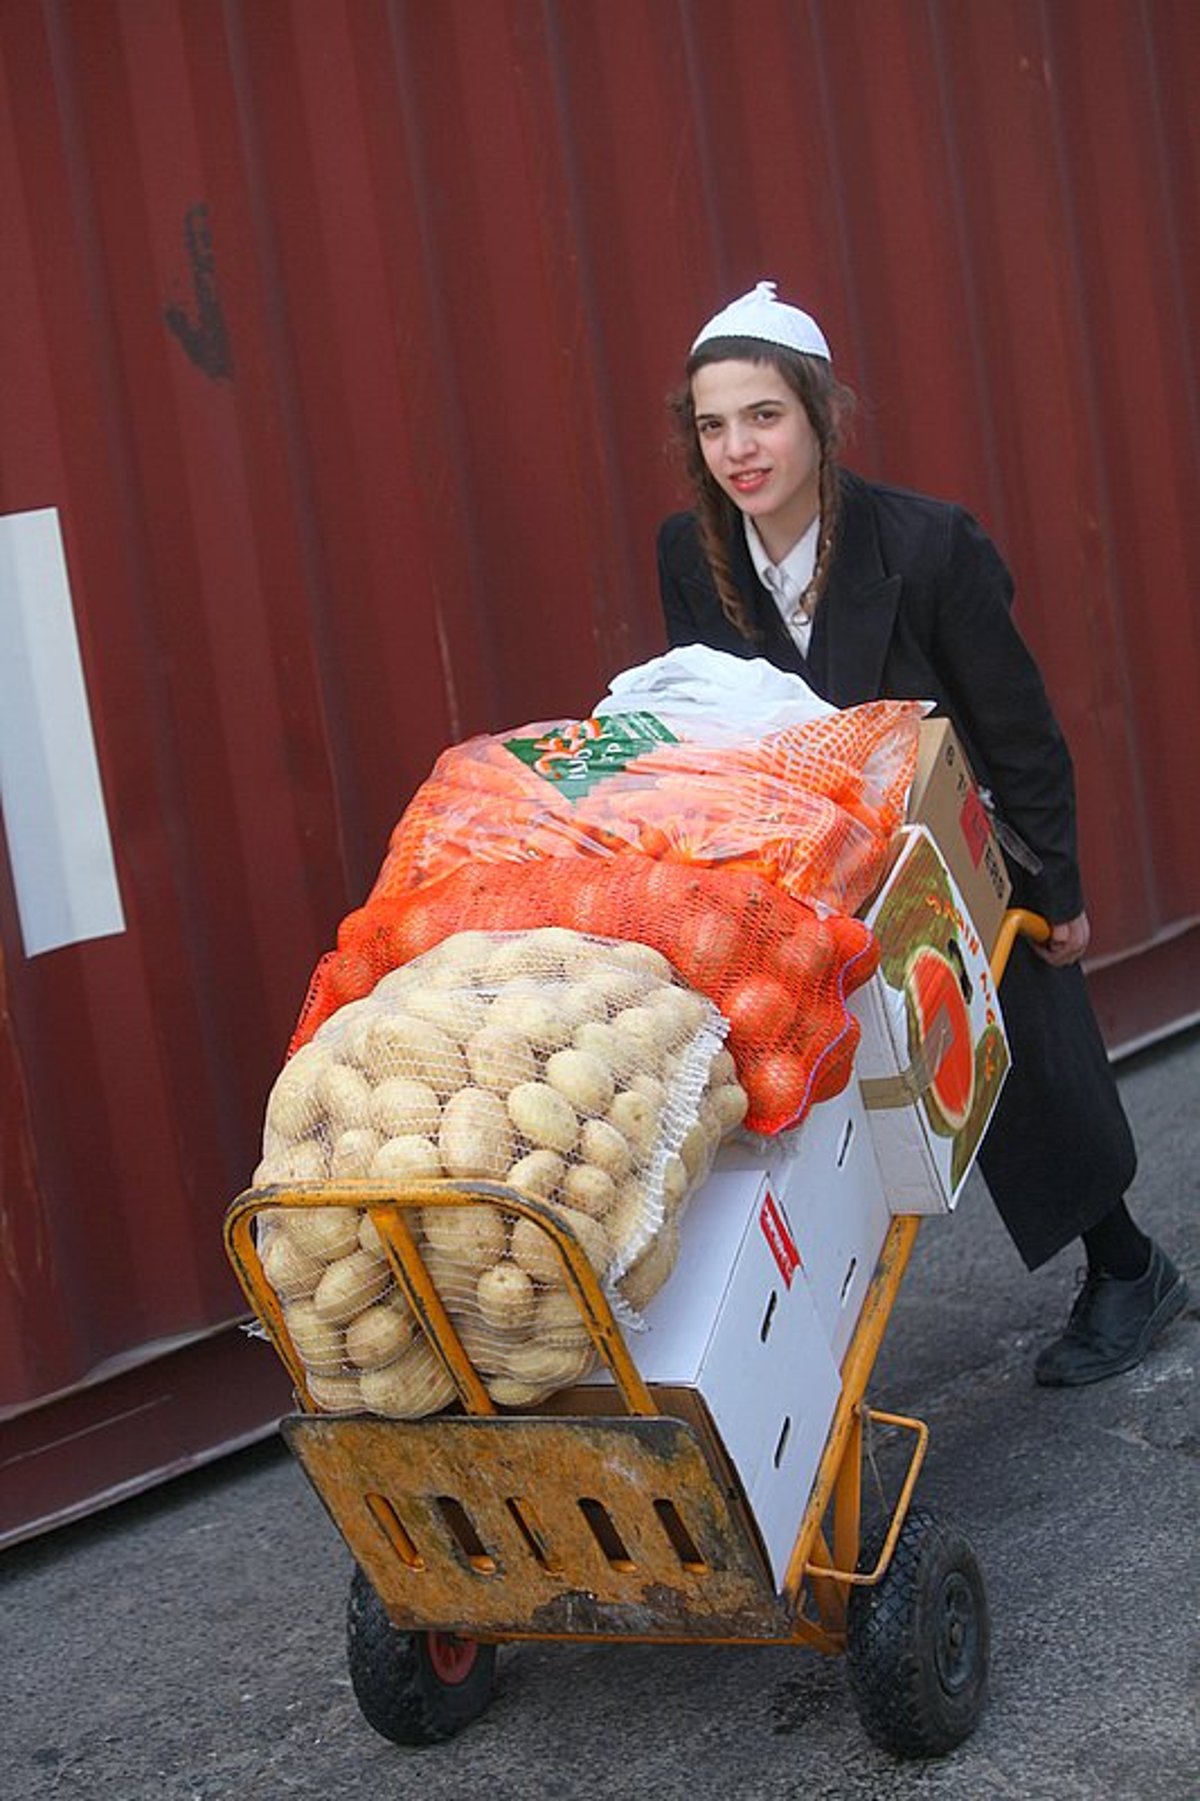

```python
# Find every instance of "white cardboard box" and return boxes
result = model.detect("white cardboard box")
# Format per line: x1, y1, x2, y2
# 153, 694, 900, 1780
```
852, 825, 1010, 1213
587, 1163, 842, 1586
719, 1080, 892, 1368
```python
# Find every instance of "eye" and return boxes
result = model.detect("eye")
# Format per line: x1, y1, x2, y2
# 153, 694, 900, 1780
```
753, 406, 783, 425
696, 418, 723, 438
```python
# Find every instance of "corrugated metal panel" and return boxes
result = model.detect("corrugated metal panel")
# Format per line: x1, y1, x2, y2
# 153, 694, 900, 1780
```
1, 0, 1197, 1536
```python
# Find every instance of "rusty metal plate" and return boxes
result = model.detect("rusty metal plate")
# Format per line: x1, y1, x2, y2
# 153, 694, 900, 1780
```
284, 1412, 790, 1640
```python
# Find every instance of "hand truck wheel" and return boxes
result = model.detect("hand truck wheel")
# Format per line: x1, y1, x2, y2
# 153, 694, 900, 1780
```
846, 1506, 990, 1757
346, 1565, 497, 1746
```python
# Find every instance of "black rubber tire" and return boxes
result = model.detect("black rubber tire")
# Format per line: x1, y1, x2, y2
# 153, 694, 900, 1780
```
346, 1566, 497, 1746
846, 1506, 990, 1758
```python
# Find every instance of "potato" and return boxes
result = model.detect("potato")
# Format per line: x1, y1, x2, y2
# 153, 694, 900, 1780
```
483, 938, 546, 982
610, 942, 674, 982
370, 1133, 442, 1180
262, 1232, 324, 1300
593, 966, 661, 1011
316, 1061, 373, 1132
619, 1221, 681, 1312
607, 1089, 659, 1154
560, 1162, 617, 1220
330, 1127, 381, 1178
647, 985, 711, 1047
370, 1076, 441, 1138
605, 1182, 651, 1260
307, 1370, 363, 1413
710, 1047, 738, 1085
404, 985, 487, 1041
578, 1116, 633, 1180
506, 1149, 566, 1200
476, 1260, 536, 1330
271, 1139, 330, 1182
453, 1310, 530, 1374
361, 1013, 467, 1096
313, 1248, 390, 1323
345, 1297, 417, 1369
523, 925, 593, 974
534, 1286, 592, 1351
465, 1023, 537, 1094
511, 1205, 610, 1285
507, 1081, 578, 1155
553, 981, 609, 1030
420, 1246, 484, 1310
414, 1030, 468, 1095
360, 1339, 456, 1418
264, 1042, 332, 1139
421, 1202, 507, 1269
284, 1299, 347, 1373
679, 1118, 718, 1184
708, 1081, 750, 1131
283, 1205, 361, 1262
486, 1375, 550, 1408
501, 1336, 595, 1387
661, 1152, 689, 1212
611, 1004, 673, 1061
544, 1047, 615, 1114
572, 1018, 635, 1077
439, 1088, 514, 1177
486, 988, 573, 1051
628, 1071, 668, 1112
370, 965, 420, 1006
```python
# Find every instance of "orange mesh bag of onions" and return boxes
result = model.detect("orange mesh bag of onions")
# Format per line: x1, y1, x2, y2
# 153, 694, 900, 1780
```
368, 699, 922, 918
290, 857, 879, 1137
256, 927, 745, 1415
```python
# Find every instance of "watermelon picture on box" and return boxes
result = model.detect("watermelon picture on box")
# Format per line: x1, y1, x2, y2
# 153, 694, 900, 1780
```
852, 827, 1010, 1213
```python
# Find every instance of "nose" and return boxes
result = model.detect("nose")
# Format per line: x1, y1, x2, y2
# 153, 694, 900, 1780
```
726, 420, 757, 462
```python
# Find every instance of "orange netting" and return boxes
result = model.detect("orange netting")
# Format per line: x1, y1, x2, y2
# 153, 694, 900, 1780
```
368, 700, 922, 919
290, 857, 879, 1136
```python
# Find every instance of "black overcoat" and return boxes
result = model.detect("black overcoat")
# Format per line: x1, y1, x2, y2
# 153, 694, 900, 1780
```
657, 470, 1136, 1269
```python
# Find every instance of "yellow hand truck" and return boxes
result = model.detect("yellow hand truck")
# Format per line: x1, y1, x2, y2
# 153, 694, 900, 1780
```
223, 909, 1047, 1757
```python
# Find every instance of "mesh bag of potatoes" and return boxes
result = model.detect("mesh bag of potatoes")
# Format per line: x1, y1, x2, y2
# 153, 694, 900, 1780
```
254, 926, 748, 1415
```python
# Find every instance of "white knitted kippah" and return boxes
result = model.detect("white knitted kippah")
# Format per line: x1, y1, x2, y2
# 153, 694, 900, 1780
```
690, 279, 831, 361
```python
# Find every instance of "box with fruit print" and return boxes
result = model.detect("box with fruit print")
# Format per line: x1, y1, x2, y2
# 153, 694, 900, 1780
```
849, 826, 1010, 1214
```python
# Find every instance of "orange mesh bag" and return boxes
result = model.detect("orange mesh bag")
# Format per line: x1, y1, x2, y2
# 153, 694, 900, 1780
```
257, 927, 746, 1414
369, 701, 922, 917
291, 857, 879, 1136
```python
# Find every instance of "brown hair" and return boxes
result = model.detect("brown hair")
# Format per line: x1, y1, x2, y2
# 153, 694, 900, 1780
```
668, 335, 856, 644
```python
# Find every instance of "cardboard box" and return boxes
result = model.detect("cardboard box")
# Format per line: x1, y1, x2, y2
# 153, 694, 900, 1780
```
719, 1080, 892, 1368
907, 718, 1011, 953
575, 1163, 842, 1586
852, 825, 1010, 1213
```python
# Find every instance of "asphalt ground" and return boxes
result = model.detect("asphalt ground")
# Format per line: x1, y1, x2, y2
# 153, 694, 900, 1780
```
6, 1026, 1198, 1801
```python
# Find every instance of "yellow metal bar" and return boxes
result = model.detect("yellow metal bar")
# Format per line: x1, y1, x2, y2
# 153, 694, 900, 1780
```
223, 1178, 659, 1418
801, 1407, 929, 1589
366, 1203, 496, 1416
991, 906, 1051, 981
779, 1214, 921, 1606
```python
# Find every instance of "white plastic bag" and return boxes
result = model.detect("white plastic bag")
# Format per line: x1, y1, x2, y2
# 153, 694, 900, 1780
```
596, 645, 836, 741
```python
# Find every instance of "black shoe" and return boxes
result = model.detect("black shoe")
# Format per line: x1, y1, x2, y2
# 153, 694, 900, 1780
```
1034, 1242, 1188, 1387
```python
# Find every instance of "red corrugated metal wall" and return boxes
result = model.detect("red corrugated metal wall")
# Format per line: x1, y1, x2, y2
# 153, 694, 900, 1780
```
1, 0, 1197, 1538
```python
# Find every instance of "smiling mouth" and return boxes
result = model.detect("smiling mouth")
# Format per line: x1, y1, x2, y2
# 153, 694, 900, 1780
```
730, 470, 769, 492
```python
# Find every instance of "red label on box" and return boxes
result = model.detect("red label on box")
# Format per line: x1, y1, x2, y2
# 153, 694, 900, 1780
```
959, 788, 991, 867
759, 1188, 801, 1288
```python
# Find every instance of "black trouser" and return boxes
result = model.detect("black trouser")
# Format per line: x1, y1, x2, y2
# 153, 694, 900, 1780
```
977, 940, 1137, 1270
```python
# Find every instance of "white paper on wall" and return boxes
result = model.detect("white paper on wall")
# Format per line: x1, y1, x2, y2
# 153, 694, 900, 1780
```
0, 507, 125, 956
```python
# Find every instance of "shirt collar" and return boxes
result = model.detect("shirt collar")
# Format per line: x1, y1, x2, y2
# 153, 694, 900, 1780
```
743, 514, 820, 604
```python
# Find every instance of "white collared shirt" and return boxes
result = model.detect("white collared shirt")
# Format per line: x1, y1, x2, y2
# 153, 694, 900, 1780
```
744, 514, 820, 656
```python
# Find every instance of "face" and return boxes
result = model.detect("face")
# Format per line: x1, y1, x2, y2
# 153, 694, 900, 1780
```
691, 359, 821, 561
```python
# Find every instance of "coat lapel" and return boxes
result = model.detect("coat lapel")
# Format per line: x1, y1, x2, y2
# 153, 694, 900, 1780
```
808, 474, 903, 706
